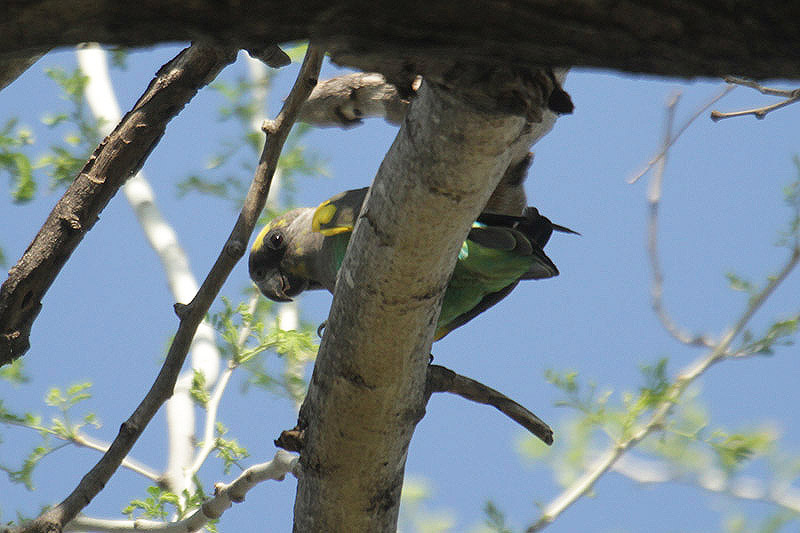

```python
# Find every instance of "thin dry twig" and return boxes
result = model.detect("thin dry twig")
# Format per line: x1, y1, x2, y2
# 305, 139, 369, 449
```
628, 85, 735, 184
10, 44, 324, 533
646, 92, 715, 348
425, 364, 553, 445
711, 76, 800, 121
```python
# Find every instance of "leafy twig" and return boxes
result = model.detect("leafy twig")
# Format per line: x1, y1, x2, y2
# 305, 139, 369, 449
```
62, 451, 298, 533
527, 244, 800, 531
612, 453, 800, 514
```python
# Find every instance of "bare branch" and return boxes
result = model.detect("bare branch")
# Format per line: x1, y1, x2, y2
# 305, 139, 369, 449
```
0, 43, 237, 366
646, 93, 715, 348
711, 76, 800, 121
299, 72, 410, 127
10, 44, 323, 533
628, 85, 734, 184
62, 451, 298, 533
71, 434, 161, 482
425, 364, 553, 445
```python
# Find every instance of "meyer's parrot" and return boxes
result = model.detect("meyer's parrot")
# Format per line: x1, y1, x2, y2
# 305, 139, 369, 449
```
249, 187, 575, 340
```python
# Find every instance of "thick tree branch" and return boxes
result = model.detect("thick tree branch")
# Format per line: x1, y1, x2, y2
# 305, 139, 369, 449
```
9, 45, 323, 533
299, 72, 410, 127
0, 49, 47, 90
0, 43, 236, 366
2, 2, 800, 80
292, 71, 560, 531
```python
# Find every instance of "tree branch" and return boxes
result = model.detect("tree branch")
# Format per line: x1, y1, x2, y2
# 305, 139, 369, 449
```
9, 44, 323, 533
0, 43, 237, 366
612, 453, 800, 514
2, 2, 800, 79
299, 72, 410, 127
292, 68, 561, 531
76, 42, 223, 496
425, 364, 553, 445
711, 76, 800, 121
645, 91, 715, 348
62, 451, 298, 533
527, 240, 800, 532
0, 49, 47, 91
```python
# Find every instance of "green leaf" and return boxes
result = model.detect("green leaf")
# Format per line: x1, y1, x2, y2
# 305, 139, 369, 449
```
726, 272, 755, 294
483, 501, 513, 533
190, 370, 210, 407
709, 430, 773, 474
0, 359, 29, 385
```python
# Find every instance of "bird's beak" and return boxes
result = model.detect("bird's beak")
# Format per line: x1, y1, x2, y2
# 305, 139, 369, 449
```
257, 273, 293, 302
255, 271, 307, 302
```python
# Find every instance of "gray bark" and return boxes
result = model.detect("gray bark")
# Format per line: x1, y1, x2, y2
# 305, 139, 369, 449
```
292, 79, 559, 532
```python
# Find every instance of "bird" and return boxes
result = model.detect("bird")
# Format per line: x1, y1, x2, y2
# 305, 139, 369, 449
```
249, 187, 575, 340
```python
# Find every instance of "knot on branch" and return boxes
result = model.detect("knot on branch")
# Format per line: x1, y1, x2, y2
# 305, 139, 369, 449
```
431, 64, 573, 122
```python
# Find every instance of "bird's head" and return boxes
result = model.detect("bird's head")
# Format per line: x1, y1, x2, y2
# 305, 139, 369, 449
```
249, 209, 319, 302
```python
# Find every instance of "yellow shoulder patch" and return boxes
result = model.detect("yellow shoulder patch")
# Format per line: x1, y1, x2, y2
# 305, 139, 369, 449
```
312, 201, 335, 232
312, 201, 353, 236
319, 225, 353, 237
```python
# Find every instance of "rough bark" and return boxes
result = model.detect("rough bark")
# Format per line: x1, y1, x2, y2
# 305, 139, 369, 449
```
2, 2, 800, 81
0, 44, 236, 366
291, 76, 559, 531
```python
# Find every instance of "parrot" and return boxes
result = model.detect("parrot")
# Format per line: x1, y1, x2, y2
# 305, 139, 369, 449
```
249, 187, 575, 340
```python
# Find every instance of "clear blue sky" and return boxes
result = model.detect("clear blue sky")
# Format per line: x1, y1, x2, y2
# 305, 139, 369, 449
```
2, 46, 799, 532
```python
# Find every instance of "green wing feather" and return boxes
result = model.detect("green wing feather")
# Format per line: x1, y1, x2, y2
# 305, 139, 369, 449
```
309, 187, 566, 340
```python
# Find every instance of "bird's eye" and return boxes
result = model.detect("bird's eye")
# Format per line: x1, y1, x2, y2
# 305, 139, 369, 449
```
267, 231, 285, 250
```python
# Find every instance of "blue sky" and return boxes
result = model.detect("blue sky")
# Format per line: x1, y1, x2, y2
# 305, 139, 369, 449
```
2, 46, 799, 532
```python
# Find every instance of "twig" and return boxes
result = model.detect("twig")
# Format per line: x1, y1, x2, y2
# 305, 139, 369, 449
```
0, 43, 237, 365
425, 364, 553, 445
711, 76, 800, 121
526, 244, 800, 531
628, 85, 735, 184
62, 451, 298, 533
646, 92, 715, 348
612, 453, 800, 514
12, 44, 324, 533
0, 417, 160, 481
188, 295, 258, 475
76, 42, 223, 495
72, 434, 161, 482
